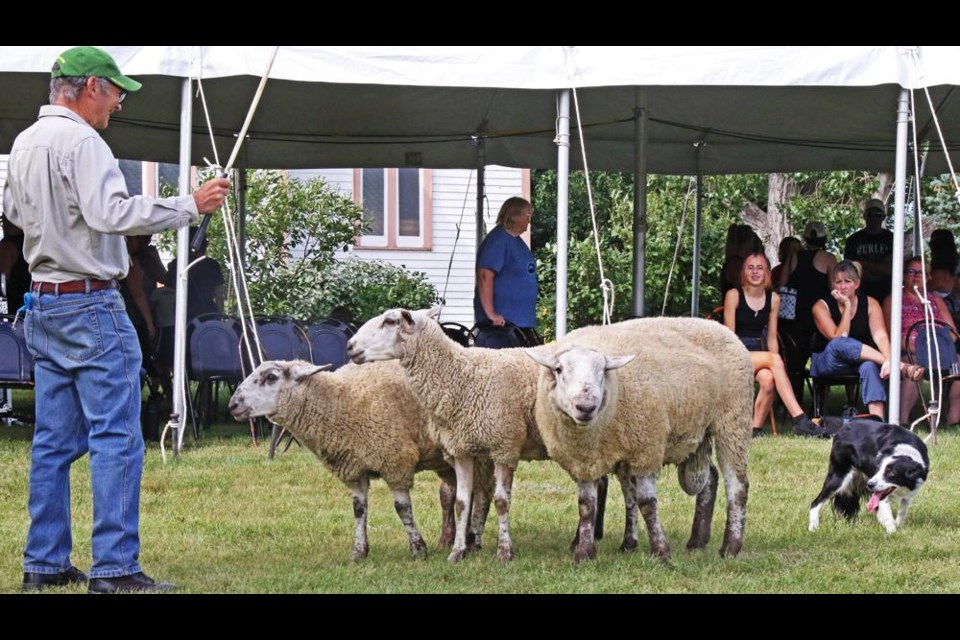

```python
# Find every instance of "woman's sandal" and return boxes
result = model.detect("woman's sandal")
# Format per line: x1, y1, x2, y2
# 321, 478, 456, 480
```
901, 362, 925, 381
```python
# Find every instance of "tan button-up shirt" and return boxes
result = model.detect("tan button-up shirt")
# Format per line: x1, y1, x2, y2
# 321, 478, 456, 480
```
3, 105, 199, 283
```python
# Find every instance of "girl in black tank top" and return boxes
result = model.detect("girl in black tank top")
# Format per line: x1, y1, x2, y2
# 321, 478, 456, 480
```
722, 251, 820, 436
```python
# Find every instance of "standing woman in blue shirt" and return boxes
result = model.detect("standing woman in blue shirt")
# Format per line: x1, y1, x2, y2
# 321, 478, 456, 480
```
474, 197, 540, 347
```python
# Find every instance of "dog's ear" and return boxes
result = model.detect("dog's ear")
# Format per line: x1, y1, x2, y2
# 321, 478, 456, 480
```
906, 465, 927, 482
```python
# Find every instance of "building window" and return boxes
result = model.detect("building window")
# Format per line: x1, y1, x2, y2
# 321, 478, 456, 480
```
354, 168, 431, 250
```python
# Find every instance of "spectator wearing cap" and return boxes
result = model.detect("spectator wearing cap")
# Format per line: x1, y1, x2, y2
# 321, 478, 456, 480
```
3, 46, 231, 594
843, 198, 894, 303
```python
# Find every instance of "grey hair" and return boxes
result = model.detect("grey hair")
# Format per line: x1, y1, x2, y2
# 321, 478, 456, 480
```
49, 76, 110, 104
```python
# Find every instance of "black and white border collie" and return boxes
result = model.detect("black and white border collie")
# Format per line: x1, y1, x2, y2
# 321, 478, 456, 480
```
808, 419, 929, 534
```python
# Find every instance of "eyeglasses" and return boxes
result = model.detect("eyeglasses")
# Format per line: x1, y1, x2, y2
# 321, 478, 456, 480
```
866, 210, 885, 219
905, 268, 924, 276
103, 79, 126, 103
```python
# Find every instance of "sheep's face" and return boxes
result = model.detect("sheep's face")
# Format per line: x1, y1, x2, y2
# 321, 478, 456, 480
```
526, 346, 635, 426
228, 360, 329, 420
348, 306, 440, 364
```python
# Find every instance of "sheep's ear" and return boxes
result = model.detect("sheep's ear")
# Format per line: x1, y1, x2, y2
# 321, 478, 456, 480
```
399, 309, 416, 332
604, 354, 636, 371
291, 362, 331, 382
525, 348, 558, 369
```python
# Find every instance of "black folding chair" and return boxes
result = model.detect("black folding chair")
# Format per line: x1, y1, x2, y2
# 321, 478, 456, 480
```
904, 318, 960, 431
305, 318, 355, 370
440, 321, 474, 347
186, 313, 246, 436
0, 314, 34, 423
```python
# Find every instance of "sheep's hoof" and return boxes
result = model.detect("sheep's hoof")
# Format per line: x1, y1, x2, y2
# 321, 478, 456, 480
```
686, 534, 710, 551
719, 538, 742, 558
619, 538, 639, 554
351, 544, 370, 561
497, 544, 514, 563
447, 548, 467, 563
410, 539, 428, 559
650, 543, 671, 562
573, 546, 597, 564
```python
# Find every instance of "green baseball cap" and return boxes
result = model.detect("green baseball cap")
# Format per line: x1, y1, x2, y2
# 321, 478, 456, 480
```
51, 46, 142, 93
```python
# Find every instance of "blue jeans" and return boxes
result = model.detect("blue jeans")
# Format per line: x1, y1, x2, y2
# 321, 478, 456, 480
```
23, 288, 145, 578
810, 336, 886, 405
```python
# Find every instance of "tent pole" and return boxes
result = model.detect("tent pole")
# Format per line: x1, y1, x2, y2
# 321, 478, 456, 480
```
888, 88, 911, 425
555, 89, 570, 338
173, 77, 193, 455
476, 139, 486, 249
691, 141, 705, 317
238, 167, 247, 270
632, 101, 648, 318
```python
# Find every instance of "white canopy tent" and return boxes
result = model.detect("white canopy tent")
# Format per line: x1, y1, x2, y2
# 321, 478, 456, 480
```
3, 45, 959, 439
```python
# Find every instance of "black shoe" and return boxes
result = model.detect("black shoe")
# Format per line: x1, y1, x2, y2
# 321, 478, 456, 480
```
23, 565, 88, 592
751, 428, 766, 438
87, 572, 176, 594
792, 415, 827, 438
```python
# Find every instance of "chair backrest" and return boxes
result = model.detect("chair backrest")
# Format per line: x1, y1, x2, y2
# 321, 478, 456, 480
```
187, 313, 245, 382
305, 318, 354, 370
906, 319, 960, 372
255, 316, 312, 363
0, 314, 33, 383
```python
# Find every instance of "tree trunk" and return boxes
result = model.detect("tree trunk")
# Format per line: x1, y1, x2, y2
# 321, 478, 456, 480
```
741, 173, 799, 267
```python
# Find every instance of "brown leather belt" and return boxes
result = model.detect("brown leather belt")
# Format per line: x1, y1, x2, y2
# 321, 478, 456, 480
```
31, 279, 118, 295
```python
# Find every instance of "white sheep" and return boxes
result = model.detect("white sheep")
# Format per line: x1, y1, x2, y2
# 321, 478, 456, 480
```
347, 307, 631, 563
527, 316, 754, 563
227, 359, 493, 560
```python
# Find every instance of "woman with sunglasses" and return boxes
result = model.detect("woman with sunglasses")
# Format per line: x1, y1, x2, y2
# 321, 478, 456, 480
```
882, 256, 960, 427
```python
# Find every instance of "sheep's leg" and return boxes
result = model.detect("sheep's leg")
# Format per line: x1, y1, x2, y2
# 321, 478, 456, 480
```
617, 467, 639, 553
636, 474, 671, 560
349, 476, 371, 560
392, 488, 428, 558
468, 482, 491, 552
494, 463, 515, 562
448, 456, 475, 563
595, 474, 608, 541
686, 463, 719, 550
437, 470, 456, 548
715, 433, 749, 558
569, 475, 609, 551
572, 480, 599, 563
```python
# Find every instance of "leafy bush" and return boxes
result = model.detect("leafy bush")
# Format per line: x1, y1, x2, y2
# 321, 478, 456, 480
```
159, 170, 437, 325
307, 258, 440, 326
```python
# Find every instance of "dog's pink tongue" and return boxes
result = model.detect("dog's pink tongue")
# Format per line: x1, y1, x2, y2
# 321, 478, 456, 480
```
867, 492, 883, 513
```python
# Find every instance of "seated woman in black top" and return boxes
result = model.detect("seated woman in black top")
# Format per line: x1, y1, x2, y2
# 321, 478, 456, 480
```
723, 251, 818, 437
810, 259, 924, 419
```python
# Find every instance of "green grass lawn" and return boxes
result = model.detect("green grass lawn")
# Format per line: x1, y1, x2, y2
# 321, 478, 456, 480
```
2, 407, 958, 594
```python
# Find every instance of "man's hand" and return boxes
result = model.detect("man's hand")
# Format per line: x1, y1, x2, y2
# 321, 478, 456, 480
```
193, 178, 231, 215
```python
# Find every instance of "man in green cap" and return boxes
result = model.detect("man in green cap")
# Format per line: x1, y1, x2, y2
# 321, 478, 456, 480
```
3, 46, 231, 594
